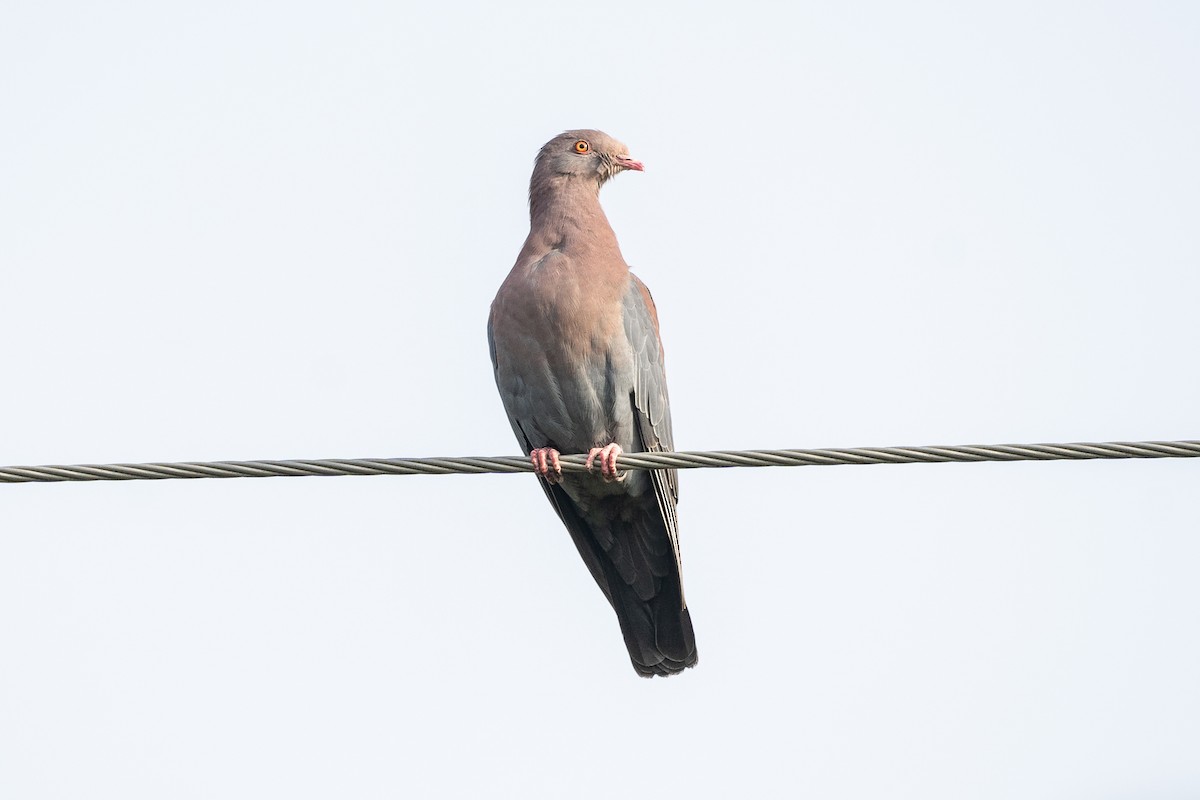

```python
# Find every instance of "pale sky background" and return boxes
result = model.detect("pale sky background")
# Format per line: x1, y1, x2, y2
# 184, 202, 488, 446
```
2, 1, 1199, 797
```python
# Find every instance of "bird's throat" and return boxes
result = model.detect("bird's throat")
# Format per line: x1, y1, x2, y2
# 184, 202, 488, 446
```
528, 179, 616, 254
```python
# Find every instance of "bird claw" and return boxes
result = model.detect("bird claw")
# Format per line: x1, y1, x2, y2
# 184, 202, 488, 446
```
586, 443, 625, 482
530, 447, 563, 484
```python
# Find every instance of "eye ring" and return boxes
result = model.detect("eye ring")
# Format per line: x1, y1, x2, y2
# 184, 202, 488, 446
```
573, 140, 590, 154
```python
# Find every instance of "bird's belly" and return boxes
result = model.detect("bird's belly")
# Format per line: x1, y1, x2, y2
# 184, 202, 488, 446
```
530, 351, 633, 452
495, 332, 633, 452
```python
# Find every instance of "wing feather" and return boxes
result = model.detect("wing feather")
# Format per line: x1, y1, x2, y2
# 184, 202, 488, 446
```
622, 274, 685, 604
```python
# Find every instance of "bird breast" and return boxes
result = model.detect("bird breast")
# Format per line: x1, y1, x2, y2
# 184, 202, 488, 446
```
492, 252, 636, 453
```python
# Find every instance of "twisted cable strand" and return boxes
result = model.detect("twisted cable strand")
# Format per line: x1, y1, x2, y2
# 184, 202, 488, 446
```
1, 440, 1197, 484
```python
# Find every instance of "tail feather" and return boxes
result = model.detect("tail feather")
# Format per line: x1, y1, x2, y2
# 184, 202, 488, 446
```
542, 479, 697, 677
607, 563, 698, 677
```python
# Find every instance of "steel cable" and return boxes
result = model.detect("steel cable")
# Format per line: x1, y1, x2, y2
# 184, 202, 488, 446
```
2, 439, 1197, 484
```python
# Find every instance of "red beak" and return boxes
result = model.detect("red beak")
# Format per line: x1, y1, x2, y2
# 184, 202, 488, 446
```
616, 157, 645, 172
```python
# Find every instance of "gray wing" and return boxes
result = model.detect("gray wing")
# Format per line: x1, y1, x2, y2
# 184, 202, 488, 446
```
622, 274, 684, 595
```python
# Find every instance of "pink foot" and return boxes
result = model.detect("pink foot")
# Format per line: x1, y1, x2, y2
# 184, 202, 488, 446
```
586, 443, 624, 482
529, 447, 562, 484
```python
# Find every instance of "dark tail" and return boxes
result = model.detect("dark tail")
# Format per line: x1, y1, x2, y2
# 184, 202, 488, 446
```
542, 481, 698, 677
607, 562, 698, 677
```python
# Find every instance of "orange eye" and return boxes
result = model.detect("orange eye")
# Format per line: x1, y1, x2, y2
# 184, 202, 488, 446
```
573, 140, 590, 154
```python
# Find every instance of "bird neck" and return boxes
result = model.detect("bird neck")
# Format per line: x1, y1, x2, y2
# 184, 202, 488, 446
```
527, 175, 619, 253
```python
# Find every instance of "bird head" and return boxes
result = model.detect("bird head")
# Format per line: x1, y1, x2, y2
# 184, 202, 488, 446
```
533, 129, 644, 188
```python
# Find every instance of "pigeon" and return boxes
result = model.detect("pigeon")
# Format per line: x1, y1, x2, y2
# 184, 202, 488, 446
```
488, 130, 698, 677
